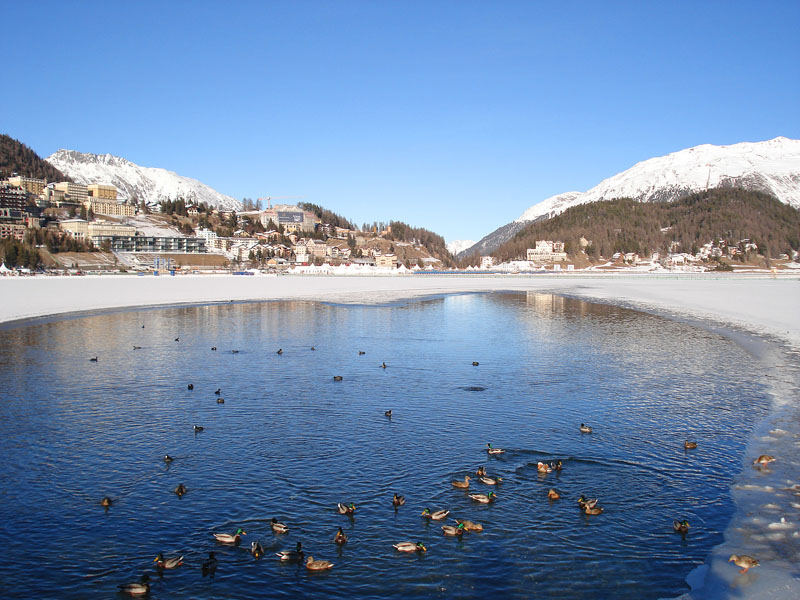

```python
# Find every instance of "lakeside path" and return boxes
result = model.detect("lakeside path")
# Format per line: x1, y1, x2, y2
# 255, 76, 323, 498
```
1, 273, 798, 350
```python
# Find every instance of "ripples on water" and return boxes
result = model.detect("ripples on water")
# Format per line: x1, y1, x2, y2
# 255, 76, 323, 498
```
0, 293, 776, 598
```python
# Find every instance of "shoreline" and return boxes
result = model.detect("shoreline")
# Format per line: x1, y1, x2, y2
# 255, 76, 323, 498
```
2, 273, 799, 599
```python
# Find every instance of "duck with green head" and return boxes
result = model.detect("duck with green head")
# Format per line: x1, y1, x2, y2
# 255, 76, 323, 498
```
213, 527, 246, 544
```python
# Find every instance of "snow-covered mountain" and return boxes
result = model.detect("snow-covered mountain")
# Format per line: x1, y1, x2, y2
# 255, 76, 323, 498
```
45, 150, 241, 211
446, 239, 476, 256
459, 137, 800, 258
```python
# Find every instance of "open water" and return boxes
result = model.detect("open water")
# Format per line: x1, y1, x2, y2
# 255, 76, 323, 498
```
0, 292, 785, 598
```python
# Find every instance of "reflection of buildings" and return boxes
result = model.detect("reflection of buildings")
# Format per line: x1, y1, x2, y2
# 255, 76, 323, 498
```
525, 292, 566, 315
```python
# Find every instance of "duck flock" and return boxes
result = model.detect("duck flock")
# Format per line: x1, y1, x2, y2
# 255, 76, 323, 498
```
94, 342, 768, 596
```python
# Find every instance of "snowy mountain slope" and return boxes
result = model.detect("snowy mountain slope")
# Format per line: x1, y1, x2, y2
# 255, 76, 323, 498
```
459, 137, 800, 258
446, 239, 476, 255
45, 150, 241, 211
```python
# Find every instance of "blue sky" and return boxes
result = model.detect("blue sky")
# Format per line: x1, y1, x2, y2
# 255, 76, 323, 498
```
3, 1, 799, 243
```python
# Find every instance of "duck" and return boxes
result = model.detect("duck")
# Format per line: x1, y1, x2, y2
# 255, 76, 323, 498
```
472, 361, 479, 366
479, 475, 502, 486
753, 454, 775, 466
216, 397, 224, 404
100, 496, 113, 508
231, 349, 239, 354
214, 388, 221, 395
421, 508, 450, 520
175, 337, 180, 342
337, 502, 356, 515
537, 462, 552, 474
276, 349, 283, 355
305, 556, 333, 571
452, 475, 471, 489
476, 466, 487, 477
553, 460, 563, 471
728, 554, 759, 573
442, 523, 466, 536
455, 518, 484, 532
486, 443, 505, 455
584, 504, 604, 515
358, 351, 366, 355
187, 383, 193, 390
118, 574, 149, 595
133, 345, 142, 350
684, 441, 698, 450
310, 346, 316, 351
333, 375, 343, 381
385, 410, 392, 417
547, 489, 561, 500
201, 551, 218, 577
392, 493, 406, 507
211, 346, 217, 351
276, 542, 304, 562
579, 423, 593, 433
577, 495, 599, 510
271, 517, 289, 534
334, 527, 348, 545
393, 542, 426, 553
174, 483, 187, 497
163, 454, 174, 463
89, 356, 98, 362
381, 362, 387, 369
250, 541, 265, 559
154, 552, 183, 569
468, 491, 496, 504
193, 425, 204, 433
213, 527, 246, 544
673, 519, 690, 534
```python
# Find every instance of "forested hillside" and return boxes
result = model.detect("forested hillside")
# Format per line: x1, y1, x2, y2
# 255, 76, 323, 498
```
0, 134, 71, 182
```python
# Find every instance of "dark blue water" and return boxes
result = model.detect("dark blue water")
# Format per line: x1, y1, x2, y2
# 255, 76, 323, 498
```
0, 292, 773, 598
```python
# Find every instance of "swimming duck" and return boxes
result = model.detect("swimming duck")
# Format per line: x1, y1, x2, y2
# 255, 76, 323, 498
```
553, 460, 563, 471
100, 496, 113, 508
753, 454, 775, 466
271, 517, 289, 534
673, 519, 690, 534
472, 361, 479, 366
231, 349, 239, 354
479, 475, 502, 486
393, 542, 426, 553
276, 542, 304, 562
175, 337, 179, 342
392, 493, 406, 507
584, 504, 603, 515
305, 556, 333, 571
333, 375, 343, 381
187, 383, 193, 390
442, 523, 466, 536
358, 351, 366, 355
385, 410, 392, 417
421, 508, 450, 520
216, 397, 224, 404
277, 349, 283, 355
548, 489, 561, 500
381, 362, 387, 369
537, 462, 552, 474
728, 554, 759, 573
89, 356, 98, 362
174, 483, 187, 497
211, 346, 217, 351
250, 541, 265, 559
468, 491, 496, 504
213, 528, 245, 544
311, 346, 316, 351
201, 551, 218, 577
684, 441, 698, 450
337, 502, 356, 515
577, 495, 599, 510
163, 454, 174, 463
193, 425, 204, 433
579, 423, 593, 433
214, 388, 221, 395
486, 443, 505, 455
118, 574, 149, 595
334, 527, 348, 545
476, 466, 487, 477
154, 552, 183, 569
133, 346, 142, 350
455, 518, 484, 532
452, 475, 471, 489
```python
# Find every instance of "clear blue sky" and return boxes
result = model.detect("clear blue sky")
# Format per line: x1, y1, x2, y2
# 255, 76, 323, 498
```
3, 1, 799, 243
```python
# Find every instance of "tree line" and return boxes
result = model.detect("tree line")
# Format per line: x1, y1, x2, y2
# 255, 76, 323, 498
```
0, 134, 71, 182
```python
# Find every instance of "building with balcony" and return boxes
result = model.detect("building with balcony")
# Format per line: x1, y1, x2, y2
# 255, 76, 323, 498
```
7, 176, 46, 196
54, 182, 88, 204
87, 184, 117, 200
85, 199, 135, 217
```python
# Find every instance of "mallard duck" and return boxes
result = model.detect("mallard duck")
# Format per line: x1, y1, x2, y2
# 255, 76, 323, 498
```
201, 551, 218, 577
334, 527, 348, 545
584, 504, 603, 515
452, 475, 471, 489
187, 383, 193, 390
216, 397, 224, 404
337, 502, 356, 515
537, 462, 552, 474
193, 425, 204, 432
163, 454, 174, 463
306, 556, 333, 571
213, 528, 246, 544
214, 388, 221, 395
577, 495, 598, 510
479, 475, 502, 485
271, 517, 289, 534
579, 423, 592, 433
154, 552, 183, 569
118, 574, 149, 595
476, 466, 487, 477
548, 489, 561, 500
442, 523, 466, 536
421, 508, 450, 520
472, 361, 479, 366
728, 554, 759, 573
393, 542, 426, 553
486, 443, 505, 455
276, 542, 304, 562
381, 362, 387, 368
174, 483, 187, 497
455, 518, 483, 532
392, 493, 405, 507
333, 375, 343, 381
684, 441, 698, 450
276, 349, 283, 355
385, 410, 392, 417
100, 496, 113, 508
673, 519, 690, 534
753, 454, 775, 466
250, 541, 265, 558
469, 491, 496, 503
